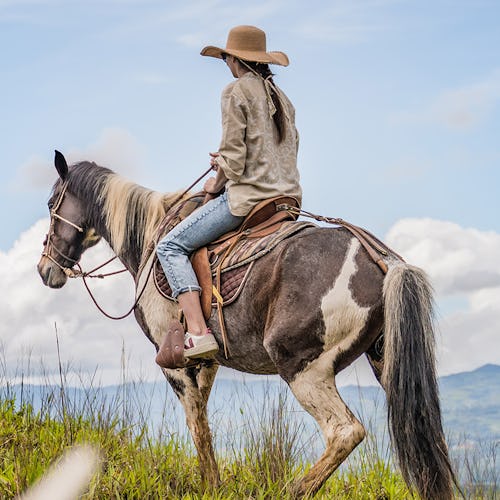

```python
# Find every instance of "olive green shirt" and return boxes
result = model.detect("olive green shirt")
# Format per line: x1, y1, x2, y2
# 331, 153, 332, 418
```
215, 72, 302, 216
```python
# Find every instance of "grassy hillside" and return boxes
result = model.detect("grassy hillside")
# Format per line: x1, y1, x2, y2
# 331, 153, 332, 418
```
0, 396, 412, 499
1, 365, 498, 498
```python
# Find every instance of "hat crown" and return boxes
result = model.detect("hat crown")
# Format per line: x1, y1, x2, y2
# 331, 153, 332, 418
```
200, 25, 289, 66
226, 25, 266, 53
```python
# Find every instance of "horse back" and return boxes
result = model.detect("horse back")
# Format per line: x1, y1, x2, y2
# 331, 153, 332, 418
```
213, 226, 386, 378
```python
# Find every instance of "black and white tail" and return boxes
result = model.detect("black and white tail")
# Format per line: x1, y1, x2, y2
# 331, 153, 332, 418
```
382, 264, 457, 500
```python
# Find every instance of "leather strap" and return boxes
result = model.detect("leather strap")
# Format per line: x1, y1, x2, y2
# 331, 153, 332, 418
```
209, 210, 294, 260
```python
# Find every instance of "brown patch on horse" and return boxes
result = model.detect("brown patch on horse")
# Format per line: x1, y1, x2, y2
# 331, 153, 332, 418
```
253, 228, 354, 382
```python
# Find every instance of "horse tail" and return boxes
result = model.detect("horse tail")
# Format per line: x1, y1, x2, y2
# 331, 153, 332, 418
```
382, 264, 456, 500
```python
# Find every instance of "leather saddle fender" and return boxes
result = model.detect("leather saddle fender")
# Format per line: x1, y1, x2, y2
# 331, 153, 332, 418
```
194, 195, 299, 321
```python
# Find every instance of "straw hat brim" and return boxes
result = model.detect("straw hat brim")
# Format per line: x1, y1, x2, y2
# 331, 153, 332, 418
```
201, 45, 289, 66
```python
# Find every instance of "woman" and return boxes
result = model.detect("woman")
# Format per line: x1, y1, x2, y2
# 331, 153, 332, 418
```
157, 25, 302, 360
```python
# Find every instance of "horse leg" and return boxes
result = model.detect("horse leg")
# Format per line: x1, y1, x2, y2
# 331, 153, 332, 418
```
287, 353, 365, 498
163, 362, 220, 487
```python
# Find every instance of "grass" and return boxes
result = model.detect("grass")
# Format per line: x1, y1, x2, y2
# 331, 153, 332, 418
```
0, 395, 411, 499
0, 356, 497, 498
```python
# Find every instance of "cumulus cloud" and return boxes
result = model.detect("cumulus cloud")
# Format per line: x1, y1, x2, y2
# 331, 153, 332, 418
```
386, 218, 500, 374
0, 220, 158, 386
392, 69, 500, 130
386, 218, 500, 294
1, 216, 498, 387
72, 128, 146, 176
11, 128, 145, 192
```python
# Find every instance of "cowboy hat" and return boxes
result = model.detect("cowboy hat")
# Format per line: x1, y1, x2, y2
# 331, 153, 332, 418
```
200, 25, 289, 66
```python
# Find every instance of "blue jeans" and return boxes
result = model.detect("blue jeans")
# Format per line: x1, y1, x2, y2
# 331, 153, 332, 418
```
156, 192, 244, 298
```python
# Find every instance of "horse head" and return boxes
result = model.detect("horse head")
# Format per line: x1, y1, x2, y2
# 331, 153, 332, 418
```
37, 151, 101, 288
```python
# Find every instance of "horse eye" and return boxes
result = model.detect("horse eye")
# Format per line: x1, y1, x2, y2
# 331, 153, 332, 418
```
48, 201, 54, 210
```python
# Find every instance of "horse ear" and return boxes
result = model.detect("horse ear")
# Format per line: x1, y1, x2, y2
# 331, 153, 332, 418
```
54, 150, 68, 180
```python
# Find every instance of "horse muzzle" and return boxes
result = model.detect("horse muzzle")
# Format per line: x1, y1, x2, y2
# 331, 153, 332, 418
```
37, 256, 68, 288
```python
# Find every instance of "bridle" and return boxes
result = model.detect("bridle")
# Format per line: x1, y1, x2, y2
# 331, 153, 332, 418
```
41, 179, 141, 320
42, 165, 215, 320
42, 180, 87, 277
43, 180, 126, 278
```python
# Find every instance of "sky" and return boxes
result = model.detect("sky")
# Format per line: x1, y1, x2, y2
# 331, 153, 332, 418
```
1, 0, 499, 388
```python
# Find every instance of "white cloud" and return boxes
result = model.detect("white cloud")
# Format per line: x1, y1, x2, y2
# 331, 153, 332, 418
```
0, 220, 158, 386
176, 32, 208, 49
98, 0, 286, 50
68, 128, 146, 178
11, 155, 58, 191
392, 69, 500, 130
135, 72, 172, 85
2, 216, 498, 388
174, 1, 287, 49
12, 128, 145, 192
386, 218, 500, 295
386, 218, 500, 374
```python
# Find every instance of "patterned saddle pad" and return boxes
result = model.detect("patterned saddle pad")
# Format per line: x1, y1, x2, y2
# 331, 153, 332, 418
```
154, 220, 314, 306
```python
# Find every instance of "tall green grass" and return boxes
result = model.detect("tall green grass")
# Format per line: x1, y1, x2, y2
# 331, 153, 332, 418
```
0, 390, 410, 499
0, 353, 497, 498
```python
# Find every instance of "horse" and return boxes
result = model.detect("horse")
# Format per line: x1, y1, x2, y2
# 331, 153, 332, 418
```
37, 151, 456, 499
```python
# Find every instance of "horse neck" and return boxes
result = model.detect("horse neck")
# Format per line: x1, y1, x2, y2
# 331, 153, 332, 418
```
71, 164, 176, 278
98, 182, 176, 277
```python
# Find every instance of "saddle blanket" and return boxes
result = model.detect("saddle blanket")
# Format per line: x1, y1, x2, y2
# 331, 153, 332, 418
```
154, 220, 314, 306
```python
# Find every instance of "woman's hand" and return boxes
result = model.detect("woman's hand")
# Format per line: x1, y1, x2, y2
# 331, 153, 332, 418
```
209, 152, 219, 170
203, 177, 220, 194
205, 152, 228, 196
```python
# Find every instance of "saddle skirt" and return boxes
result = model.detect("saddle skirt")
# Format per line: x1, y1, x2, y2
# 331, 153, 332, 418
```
152, 194, 314, 308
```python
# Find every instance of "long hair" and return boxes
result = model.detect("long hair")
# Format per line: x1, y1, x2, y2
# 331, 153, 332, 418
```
238, 60, 287, 143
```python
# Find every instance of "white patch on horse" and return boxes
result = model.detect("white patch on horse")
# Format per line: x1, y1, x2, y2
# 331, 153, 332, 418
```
320, 238, 370, 349
289, 350, 363, 446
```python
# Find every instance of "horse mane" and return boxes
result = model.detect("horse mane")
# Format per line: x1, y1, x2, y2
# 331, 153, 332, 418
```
65, 161, 182, 264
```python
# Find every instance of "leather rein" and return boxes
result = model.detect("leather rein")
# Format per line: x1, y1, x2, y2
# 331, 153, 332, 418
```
43, 167, 214, 320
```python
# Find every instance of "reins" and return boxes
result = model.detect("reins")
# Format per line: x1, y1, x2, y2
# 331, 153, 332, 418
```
46, 165, 393, 320
76, 259, 154, 320
44, 166, 215, 320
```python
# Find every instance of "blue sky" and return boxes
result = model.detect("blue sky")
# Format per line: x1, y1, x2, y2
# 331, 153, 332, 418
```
1, 0, 499, 386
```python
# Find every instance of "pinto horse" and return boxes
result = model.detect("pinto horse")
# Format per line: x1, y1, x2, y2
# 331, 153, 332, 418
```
37, 152, 456, 499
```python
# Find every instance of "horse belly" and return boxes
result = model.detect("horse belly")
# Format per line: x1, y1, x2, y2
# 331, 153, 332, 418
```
210, 302, 279, 375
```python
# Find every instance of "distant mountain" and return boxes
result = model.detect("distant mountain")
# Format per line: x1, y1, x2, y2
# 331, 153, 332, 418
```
439, 364, 500, 439
3, 365, 499, 453
212, 364, 500, 441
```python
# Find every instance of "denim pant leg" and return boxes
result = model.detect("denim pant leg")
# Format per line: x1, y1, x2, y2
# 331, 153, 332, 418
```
156, 192, 244, 298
